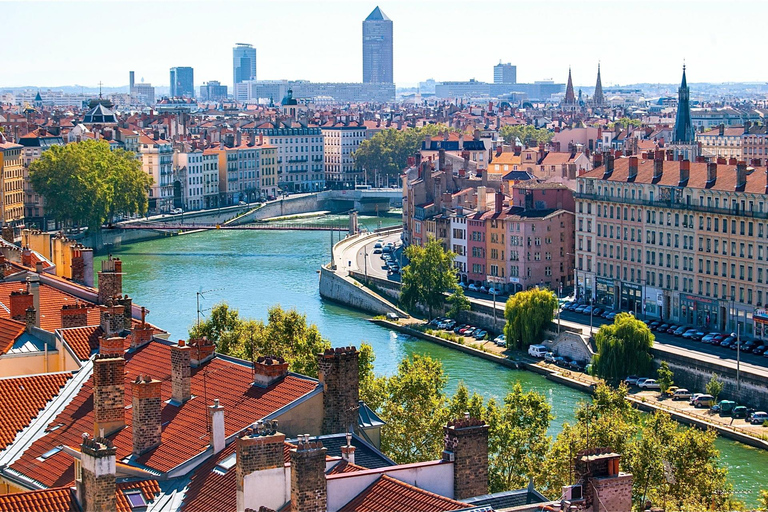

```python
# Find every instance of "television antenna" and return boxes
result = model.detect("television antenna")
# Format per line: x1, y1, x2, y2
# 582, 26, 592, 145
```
196, 287, 225, 328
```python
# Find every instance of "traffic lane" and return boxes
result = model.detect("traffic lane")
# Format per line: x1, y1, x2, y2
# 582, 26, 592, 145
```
355, 234, 403, 281
559, 310, 768, 368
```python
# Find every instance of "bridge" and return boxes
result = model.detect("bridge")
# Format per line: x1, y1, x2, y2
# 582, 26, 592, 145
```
318, 188, 402, 214
111, 222, 349, 232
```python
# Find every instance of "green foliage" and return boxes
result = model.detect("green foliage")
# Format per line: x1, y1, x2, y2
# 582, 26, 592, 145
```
447, 381, 485, 421
188, 303, 330, 378
446, 286, 471, 319
706, 373, 724, 402
592, 313, 654, 382
503, 287, 557, 348
499, 125, 553, 147
606, 117, 642, 131
400, 237, 457, 318
28, 140, 151, 229
760, 489, 768, 511
657, 361, 674, 395
352, 125, 444, 183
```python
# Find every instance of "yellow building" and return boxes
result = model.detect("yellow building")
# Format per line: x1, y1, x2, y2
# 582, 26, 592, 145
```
0, 141, 25, 225
259, 143, 278, 198
488, 151, 522, 177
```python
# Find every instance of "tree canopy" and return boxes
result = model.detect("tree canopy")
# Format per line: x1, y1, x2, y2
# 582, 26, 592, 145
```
352, 125, 444, 184
503, 287, 558, 348
28, 140, 151, 229
592, 312, 654, 382
400, 237, 458, 319
499, 125, 553, 147
189, 303, 331, 378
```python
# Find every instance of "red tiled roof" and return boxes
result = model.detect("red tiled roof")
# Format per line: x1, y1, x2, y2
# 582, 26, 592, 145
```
59, 325, 104, 361
0, 372, 72, 450
10, 342, 320, 487
0, 282, 102, 332
181, 442, 237, 512
0, 487, 72, 512
337, 475, 466, 512
0, 317, 26, 356
327, 460, 367, 475
115, 480, 160, 512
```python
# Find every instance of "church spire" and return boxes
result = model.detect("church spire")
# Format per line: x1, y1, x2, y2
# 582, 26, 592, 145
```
593, 63, 604, 106
563, 67, 576, 105
673, 65, 694, 143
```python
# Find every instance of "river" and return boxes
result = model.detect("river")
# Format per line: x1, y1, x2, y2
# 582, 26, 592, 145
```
96, 213, 768, 505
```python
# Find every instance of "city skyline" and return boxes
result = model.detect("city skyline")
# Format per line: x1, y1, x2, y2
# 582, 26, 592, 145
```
2, 0, 766, 89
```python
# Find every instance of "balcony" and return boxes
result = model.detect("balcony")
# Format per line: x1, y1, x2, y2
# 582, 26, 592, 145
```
574, 192, 768, 220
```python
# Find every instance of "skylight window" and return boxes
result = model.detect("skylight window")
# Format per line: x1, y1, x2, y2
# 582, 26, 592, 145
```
37, 446, 62, 461
125, 491, 147, 509
212, 452, 237, 475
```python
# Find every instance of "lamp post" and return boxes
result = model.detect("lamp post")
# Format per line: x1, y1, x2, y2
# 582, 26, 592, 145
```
589, 297, 595, 335
731, 295, 741, 392
364, 248, 368, 284
557, 281, 563, 336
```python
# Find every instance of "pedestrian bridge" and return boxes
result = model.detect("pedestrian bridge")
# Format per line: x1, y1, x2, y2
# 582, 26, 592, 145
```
318, 188, 402, 213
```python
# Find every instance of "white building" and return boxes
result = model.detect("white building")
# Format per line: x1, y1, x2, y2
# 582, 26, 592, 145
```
139, 135, 174, 212
202, 150, 221, 208
175, 150, 205, 211
321, 120, 367, 187
254, 125, 325, 193
450, 212, 469, 281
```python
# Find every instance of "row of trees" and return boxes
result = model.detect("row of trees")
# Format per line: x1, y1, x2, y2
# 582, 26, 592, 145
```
352, 125, 444, 184
499, 125, 553, 147
29, 140, 152, 229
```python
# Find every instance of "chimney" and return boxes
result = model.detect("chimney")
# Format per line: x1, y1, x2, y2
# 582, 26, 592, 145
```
604, 153, 614, 177
628, 156, 638, 181
707, 162, 718, 185
21, 247, 32, 267
438, 149, 446, 171
679, 159, 690, 186
575, 449, 632, 512
290, 437, 327, 512
208, 399, 225, 454
25, 307, 36, 332
131, 375, 162, 455
130, 307, 153, 349
61, 302, 90, 329
736, 160, 747, 190
717, 156, 727, 165
728, 157, 737, 165
443, 415, 489, 500
494, 191, 504, 214
97, 256, 123, 306
35, 261, 43, 273
116, 295, 132, 330
26, 274, 40, 327
317, 347, 359, 435
76, 435, 117, 512
593, 152, 603, 168
719, 123, 725, 136
653, 150, 664, 181
170, 340, 191, 403
666, 149, 675, 161
99, 299, 125, 336
340, 432, 356, 465
9, 289, 33, 320
477, 186, 487, 213
189, 337, 215, 367
236, 421, 286, 512
253, 355, 290, 388
93, 354, 126, 436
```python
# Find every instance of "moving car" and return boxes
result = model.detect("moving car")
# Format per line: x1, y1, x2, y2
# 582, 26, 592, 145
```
639, 379, 661, 390
692, 394, 715, 408
672, 388, 692, 400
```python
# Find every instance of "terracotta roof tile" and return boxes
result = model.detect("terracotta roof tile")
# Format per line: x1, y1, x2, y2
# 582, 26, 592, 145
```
10, 342, 320, 487
0, 487, 72, 512
0, 282, 101, 332
327, 460, 367, 475
0, 372, 72, 450
115, 480, 160, 512
337, 475, 466, 512
59, 325, 103, 361
0, 317, 26, 356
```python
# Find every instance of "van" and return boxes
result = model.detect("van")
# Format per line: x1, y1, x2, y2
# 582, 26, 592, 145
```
528, 344, 548, 358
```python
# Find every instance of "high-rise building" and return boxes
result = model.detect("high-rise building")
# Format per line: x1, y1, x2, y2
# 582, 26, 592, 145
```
493, 62, 516, 84
200, 81, 228, 101
233, 43, 257, 86
362, 7, 393, 84
169, 67, 195, 98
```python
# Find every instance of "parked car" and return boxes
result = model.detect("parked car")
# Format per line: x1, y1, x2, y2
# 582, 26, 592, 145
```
713, 400, 737, 416
636, 378, 650, 388
544, 352, 557, 363
171, 207, 183, 214
691, 331, 706, 341
487, 287, 499, 296
457, 281, 467, 289
473, 329, 487, 340
753, 344, 768, 356
562, 301, 576, 310
742, 340, 759, 353
555, 356, 571, 368
733, 406, 750, 419
605, 311, 618, 320
665, 325, 679, 334
442, 320, 456, 330
468, 283, 480, 292
459, 325, 473, 335
750, 411, 768, 425
568, 360, 584, 372
454, 324, 467, 334
673, 325, 689, 336
624, 375, 639, 385
720, 336, 737, 348
600, 309, 612, 318
701, 332, 721, 344
656, 323, 670, 332
592, 307, 604, 317
692, 394, 715, 408
574, 305, 588, 313
479, 285, 488, 293
494, 334, 506, 347
528, 344, 549, 358
681, 329, 699, 339
672, 388, 692, 400
647, 320, 660, 330
463, 327, 476, 337
639, 379, 661, 390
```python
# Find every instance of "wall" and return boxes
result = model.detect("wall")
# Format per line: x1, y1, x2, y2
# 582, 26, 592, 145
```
271, 392, 324, 438
0, 350, 60, 378
231, 194, 320, 224
319, 266, 407, 318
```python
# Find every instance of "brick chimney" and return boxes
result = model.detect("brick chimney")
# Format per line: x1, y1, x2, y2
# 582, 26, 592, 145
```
603, 153, 614, 178
736, 160, 747, 190
21, 247, 32, 267
93, 354, 125, 437
25, 307, 36, 332
99, 336, 125, 357
717, 156, 727, 165
131, 375, 162, 455
9, 289, 33, 320
236, 421, 286, 512
208, 399, 225, 454
116, 295, 132, 329
290, 436, 327, 512
189, 337, 215, 367
130, 307, 153, 350
97, 256, 123, 305
170, 340, 191, 403
494, 192, 504, 214
627, 156, 638, 181
340, 432, 355, 465
443, 414, 489, 500
706, 162, 718, 185
99, 299, 125, 336
317, 347, 359, 435
575, 448, 632, 512
593, 152, 603, 168
653, 150, 664, 181
679, 159, 690, 186
253, 355, 289, 388
62, 302, 90, 329
76, 434, 117, 512
728, 157, 737, 165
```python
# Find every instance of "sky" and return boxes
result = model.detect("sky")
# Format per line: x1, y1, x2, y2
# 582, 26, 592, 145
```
2, 0, 766, 90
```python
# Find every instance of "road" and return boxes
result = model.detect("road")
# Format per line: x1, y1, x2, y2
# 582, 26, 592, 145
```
353, 233, 404, 282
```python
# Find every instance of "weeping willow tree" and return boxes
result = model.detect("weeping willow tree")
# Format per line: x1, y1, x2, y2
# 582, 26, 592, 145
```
592, 313, 654, 382
503, 287, 558, 348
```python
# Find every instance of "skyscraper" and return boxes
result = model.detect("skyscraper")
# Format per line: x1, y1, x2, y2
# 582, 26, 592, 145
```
169, 67, 194, 98
362, 7, 393, 84
493, 62, 517, 84
233, 43, 257, 86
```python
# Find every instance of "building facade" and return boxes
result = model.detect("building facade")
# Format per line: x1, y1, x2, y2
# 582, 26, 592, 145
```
139, 136, 174, 212
169, 67, 194, 98
255, 126, 325, 193
322, 121, 366, 187
200, 81, 228, 101
233, 43, 257, 86
493, 63, 517, 84
362, 7, 393, 84
0, 141, 25, 225
696, 125, 743, 159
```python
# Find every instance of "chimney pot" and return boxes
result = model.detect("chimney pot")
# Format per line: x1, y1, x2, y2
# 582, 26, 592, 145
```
171, 341, 192, 403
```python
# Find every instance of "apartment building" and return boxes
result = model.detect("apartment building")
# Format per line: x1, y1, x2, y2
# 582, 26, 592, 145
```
0, 139, 26, 225
139, 135, 174, 212
254, 125, 324, 193
214, 144, 260, 206
575, 151, 768, 339
696, 125, 743, 159
322, 120, 366, 187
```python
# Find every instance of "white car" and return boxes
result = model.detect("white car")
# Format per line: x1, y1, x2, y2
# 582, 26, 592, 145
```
468, 283, 480, 292
494, 334, 506, 347
639, 379, 661, 390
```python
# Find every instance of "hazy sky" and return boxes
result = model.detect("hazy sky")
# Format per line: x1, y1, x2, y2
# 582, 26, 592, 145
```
2, 0, 765, 89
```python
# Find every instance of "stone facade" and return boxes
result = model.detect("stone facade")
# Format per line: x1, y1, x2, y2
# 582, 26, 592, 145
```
591, 473, 633, 512
171, 340, 192, 403
550, 331, 594, 363
93, 355, 125, 436
131, 375, 162, 455
25, 307, 36, 330
97, 257, 123, 305
78, 435, 117, 512
99, 336, 125, 357
443, 416, 489, 500
61, 303, 89, 328
290, 438, 327, 512
117, 295, 133, 328
317, 347, 359, 435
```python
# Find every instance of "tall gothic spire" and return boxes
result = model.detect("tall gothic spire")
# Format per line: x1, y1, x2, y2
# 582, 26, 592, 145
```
593, 63, 604, 106
673, 65, 695, 143
564, 67, 576, 105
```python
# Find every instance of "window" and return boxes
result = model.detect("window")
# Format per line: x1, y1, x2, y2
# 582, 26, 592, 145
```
124, 491, 148, 510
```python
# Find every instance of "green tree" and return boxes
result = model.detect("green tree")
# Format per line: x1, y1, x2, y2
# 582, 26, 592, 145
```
446, 381, 485, 421
446, 286, 471, 319
657, 361, 675, 396
353, 125, 444, 184
499, 125, 553, 147
400, 237, 457, 319
503, 287, 558, 348
706, 373, 724, 402
592, 313, 654, 382
28, 140, 151, 229
760, 489, 768, 511
359, 342, 386, 412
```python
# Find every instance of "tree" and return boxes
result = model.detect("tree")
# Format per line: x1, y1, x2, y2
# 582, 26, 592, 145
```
188, 303, 331, 378
28, 140, 151, 229
503, 287, 558, 348
499, 125, 553, 147
359, 342, 386, 412
657, 361, 675, 396
400, 237, 457, 319
446, 286, 471, 319
760, 489, 768, 511
706, 373, 724, 402
592, 313, 654, 383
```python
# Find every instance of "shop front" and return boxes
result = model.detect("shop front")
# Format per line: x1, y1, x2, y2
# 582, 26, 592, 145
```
643, 287, 663, 320
595, 277, 615, 309
680, 294, 721, 329
754, 310, 768, 342
620, 282, 642, 315
577, 272, 594, 302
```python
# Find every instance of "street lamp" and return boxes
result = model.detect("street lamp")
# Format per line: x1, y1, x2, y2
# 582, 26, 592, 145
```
558, 282, 563, 335
589, 297, 595, 335
731, 295, 741, 392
